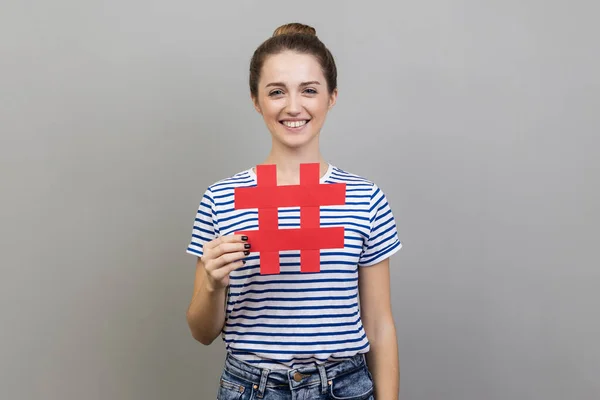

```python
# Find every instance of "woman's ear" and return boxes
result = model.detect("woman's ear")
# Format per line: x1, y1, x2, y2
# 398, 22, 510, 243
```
328, 88, 338, 109
251, 95, 262, 115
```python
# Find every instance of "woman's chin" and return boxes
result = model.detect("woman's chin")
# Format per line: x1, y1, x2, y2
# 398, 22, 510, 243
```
270, 129, 317, 148
276, 135, 317, 149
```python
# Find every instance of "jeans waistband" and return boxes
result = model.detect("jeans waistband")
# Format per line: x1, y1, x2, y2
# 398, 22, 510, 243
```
223, 352, 368, 397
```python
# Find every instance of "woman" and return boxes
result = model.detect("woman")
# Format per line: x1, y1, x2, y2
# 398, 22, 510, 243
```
186, 23, 401, 400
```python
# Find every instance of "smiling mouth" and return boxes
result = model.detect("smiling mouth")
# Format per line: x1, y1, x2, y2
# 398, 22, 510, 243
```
280, 120, 310, 129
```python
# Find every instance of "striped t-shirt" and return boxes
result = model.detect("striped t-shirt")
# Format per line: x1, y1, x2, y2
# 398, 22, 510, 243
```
186, 164, 402, 369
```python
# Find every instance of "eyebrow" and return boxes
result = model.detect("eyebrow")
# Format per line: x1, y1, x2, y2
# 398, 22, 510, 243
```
265, 81, 321, 88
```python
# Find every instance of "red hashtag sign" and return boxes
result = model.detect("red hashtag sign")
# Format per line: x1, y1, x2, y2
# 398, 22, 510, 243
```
234, 163, 346, 275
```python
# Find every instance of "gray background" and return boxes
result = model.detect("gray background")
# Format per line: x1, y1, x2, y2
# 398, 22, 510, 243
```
1, 0, 598, 399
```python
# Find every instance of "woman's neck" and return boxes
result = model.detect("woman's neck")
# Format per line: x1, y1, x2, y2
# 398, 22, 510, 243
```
260, 141, 328, 185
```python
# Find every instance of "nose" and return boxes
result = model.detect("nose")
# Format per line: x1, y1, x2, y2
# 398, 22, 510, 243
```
284, 93, 302, 115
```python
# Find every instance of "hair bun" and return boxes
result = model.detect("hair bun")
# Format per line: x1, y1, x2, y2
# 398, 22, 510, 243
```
272, 23, 317, 37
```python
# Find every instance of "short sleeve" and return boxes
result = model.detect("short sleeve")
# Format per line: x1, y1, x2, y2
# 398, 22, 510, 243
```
186, 187, 219, 258
358, 184, 402, 266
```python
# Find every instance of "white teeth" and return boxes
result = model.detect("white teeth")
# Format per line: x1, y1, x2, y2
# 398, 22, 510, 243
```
283, 120, 307, 128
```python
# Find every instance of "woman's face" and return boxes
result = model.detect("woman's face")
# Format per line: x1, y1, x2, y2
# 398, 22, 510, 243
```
252, 51, 337, 150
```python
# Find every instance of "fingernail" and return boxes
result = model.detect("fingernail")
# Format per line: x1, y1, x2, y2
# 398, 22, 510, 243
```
242, 236, 248, 241
244, 251, 250, 255
244, 243, 251, 249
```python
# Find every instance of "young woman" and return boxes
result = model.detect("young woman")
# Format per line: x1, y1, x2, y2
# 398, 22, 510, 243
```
186, 23, 402, 400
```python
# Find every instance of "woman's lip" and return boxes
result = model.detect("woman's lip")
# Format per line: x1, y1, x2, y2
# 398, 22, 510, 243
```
280, 120, 310, 131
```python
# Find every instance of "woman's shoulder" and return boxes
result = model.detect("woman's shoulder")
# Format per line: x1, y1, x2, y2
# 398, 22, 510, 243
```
328, 165, 397, 208
328, 165, 377, 188
204, 168, 255, 194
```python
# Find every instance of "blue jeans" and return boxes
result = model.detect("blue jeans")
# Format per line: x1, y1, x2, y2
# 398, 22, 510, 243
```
216, 353, 375, 400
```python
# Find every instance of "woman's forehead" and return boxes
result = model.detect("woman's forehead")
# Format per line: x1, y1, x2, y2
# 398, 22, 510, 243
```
261, 52, 324, 84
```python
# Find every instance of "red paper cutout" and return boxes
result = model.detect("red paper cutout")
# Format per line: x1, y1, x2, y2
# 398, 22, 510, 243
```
234, 163, 346, 274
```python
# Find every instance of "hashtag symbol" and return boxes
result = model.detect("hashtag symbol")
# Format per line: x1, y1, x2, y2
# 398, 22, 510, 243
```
234, 163, 346, 275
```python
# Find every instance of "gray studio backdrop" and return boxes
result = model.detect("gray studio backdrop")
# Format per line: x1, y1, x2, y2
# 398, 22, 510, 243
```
1, 1, 598, 399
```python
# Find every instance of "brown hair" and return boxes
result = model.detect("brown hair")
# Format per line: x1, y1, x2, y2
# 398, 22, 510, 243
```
249, 23, 337, 97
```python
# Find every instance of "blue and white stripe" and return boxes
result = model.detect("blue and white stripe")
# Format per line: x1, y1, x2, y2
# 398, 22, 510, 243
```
187, 164, 401, 369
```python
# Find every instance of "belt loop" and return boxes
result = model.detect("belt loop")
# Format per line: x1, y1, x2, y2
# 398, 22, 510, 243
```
317, 364, 328, 394
257, 367, 270, 398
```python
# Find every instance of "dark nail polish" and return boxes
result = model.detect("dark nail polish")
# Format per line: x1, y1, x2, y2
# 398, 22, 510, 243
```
244, 243, 251, 249
242, 236, 248, 241
242, 260, 246, 264
244, 251, 249, 255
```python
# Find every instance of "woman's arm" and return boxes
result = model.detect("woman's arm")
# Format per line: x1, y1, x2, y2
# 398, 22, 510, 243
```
186, 235, 248, 345
359, 258, 400, 399
186, 257, 227, 345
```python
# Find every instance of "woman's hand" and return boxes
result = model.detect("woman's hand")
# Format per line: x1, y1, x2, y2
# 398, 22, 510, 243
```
200, 235, 250, 291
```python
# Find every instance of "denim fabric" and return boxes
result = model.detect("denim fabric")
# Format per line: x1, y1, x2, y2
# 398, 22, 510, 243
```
216, 353, 375, 400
